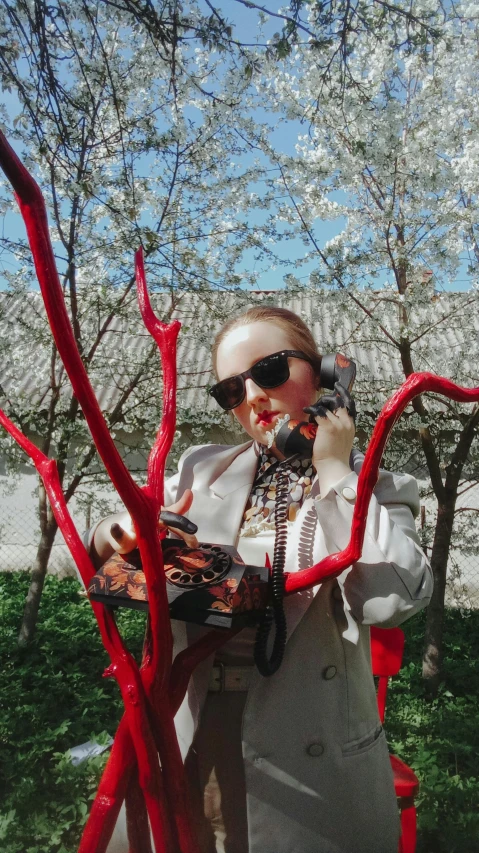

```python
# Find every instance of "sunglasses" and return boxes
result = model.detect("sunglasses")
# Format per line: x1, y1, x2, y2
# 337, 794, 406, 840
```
209, 350, 312, 411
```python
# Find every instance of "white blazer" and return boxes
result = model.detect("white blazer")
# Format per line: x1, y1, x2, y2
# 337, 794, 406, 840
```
164, 441, 433, 853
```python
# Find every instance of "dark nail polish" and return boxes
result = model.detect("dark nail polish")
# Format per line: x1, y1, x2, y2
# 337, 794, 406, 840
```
110, 523, 124, 540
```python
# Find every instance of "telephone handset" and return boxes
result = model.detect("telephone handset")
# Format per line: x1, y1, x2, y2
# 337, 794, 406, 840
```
273, 352, 357, 459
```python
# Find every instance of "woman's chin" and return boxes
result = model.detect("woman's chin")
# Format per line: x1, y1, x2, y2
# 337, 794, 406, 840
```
252, 418, 282, 448
245, 422, 272, 445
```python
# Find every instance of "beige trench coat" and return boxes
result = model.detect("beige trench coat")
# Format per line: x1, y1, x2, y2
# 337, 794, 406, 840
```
164, 441, 433, 853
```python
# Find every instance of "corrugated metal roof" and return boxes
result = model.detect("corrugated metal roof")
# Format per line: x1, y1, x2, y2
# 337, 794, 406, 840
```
1, 289, 478, 417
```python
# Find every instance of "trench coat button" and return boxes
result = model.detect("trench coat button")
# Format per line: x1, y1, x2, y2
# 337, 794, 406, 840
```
341, 486, 356, 501
307, 742, 324, 757
322, 665, 337, 680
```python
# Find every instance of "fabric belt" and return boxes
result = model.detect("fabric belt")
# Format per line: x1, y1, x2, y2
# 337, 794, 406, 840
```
208, 663, 254, 693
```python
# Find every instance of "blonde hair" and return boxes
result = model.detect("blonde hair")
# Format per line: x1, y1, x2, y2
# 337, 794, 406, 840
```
212, 306, 322, 382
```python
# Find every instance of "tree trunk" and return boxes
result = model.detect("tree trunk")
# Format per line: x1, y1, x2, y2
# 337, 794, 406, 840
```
422, 498, 456, 695
17, 482, 58, 647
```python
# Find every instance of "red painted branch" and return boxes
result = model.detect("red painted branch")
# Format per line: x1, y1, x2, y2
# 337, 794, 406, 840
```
285, 373, 479, 594
80, 713, 174, 853
112, 667, 170, 853
80, 626, 236, 853
78, 720, 133, 853
0, 133, 185, 851
125, 767, 154, 853
135, 246, 181, 507
0, 408, 171, 850
0, 408, 96, 588
0, 130, 143, 518
134, 249, 203, 853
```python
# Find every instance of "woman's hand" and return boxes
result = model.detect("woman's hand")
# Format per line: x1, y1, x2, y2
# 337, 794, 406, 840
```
91, 489, 198, 568
310, 386, 356, 496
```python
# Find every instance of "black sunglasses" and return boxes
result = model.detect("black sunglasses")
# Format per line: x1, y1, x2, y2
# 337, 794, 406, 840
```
209, 350, 312, 411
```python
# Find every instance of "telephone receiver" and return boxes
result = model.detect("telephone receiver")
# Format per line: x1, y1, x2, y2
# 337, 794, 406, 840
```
318, 353, 356, 397
274, 352, 357, 459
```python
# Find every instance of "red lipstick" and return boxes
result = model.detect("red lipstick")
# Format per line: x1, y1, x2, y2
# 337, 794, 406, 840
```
256, 410, 279, 425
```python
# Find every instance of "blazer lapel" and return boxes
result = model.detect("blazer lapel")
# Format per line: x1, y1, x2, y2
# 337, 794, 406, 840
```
209, 440, 259, 498
188, 441, 260, 546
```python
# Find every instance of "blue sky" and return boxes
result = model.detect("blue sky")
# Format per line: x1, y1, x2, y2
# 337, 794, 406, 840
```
0, 2, 474, 293
214, 1, 475, 293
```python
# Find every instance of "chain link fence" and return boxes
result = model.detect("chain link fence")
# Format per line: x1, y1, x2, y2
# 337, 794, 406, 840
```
0, 474, 124, 579
0, 501, 85, 578
2, 471, 479, 607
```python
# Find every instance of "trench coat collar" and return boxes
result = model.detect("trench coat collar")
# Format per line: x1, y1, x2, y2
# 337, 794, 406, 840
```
208, 440, 259, 498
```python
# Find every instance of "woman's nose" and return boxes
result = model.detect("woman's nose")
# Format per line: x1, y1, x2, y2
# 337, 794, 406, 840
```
244, 377, 268, 406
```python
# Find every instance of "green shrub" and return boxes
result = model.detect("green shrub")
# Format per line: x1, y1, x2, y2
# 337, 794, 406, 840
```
0, 573, 146, 852
1, 573, 479, 851
387, 609, 479, 853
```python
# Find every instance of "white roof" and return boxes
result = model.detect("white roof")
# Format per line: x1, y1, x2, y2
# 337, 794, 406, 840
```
1, 289, 478, 417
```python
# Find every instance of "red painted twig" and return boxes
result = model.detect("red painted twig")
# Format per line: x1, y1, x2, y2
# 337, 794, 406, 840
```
0, 131, 187, 852
0, 409, 170, 851
80, 626, 237, 853
135, 250, 201, 853
78, 721, 133, 853
136, 246, 181, 508
285, 373, 479, 593
0, 132, 143, 518
125, 767, 154, 853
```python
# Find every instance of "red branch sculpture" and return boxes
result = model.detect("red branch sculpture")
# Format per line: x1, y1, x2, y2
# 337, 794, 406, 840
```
0, 128, 478, 852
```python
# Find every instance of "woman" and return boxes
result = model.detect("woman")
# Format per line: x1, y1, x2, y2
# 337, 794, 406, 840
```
90, 306, 432, 853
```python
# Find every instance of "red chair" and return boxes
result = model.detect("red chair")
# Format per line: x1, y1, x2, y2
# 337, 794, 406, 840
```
370, 626, 420, 853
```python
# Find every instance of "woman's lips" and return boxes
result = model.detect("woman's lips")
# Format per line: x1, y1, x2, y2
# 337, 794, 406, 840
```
256, 411, 280, 426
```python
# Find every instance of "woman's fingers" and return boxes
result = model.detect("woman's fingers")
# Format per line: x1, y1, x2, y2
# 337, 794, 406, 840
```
105, 489, 199, 556
166, 527, 199, 548
109, 521, 138, 554
159, 489, 198, 547
159, 510, 199, 548
304, 384, 357, 423
167, 488, 194, 518
312, 400, 355, 472
334, 382, 357, 420
159, 511, 198, 535
109, 517, 198, 553
303, 400, 328, 418
322, 405, 355, 431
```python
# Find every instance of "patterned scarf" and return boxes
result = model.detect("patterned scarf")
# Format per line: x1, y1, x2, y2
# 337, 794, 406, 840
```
240, 446, 315, 536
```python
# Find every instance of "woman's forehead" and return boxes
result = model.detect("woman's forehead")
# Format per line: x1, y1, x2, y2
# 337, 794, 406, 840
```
216, 322, 293, 374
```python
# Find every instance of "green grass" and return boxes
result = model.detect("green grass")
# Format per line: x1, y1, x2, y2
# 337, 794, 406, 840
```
1, 573, 478, 852
0, 573, 146, 853
386, 608, 479, 853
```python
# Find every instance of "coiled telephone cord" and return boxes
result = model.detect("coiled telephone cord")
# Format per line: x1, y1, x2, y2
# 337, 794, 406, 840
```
253, 458, 291, 677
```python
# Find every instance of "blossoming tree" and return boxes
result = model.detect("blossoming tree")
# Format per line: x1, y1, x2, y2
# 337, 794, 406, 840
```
257, 0, 479, 691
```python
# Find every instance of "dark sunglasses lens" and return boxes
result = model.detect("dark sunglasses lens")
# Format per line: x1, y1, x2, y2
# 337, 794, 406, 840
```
213, 375, 245, 410
252, 353, 290, 388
